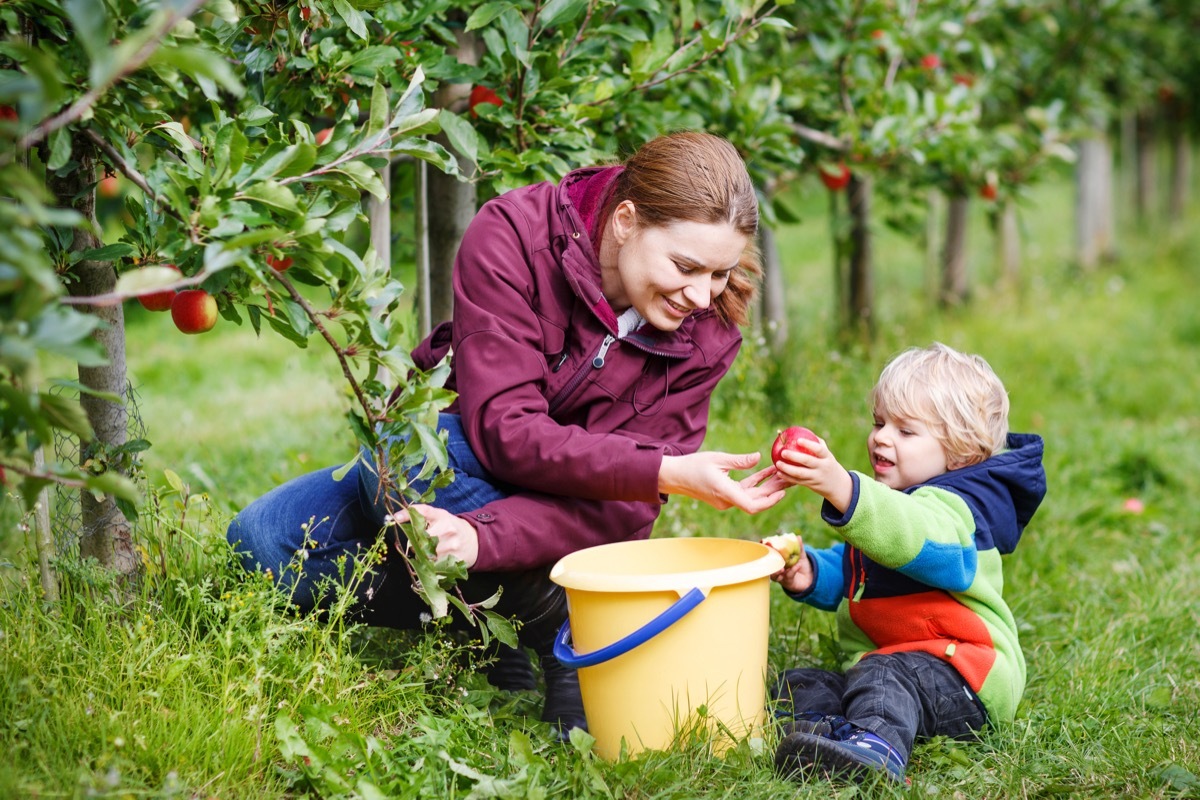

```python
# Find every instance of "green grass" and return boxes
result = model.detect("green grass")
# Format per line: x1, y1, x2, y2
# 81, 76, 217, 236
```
2, 168, 1199, 798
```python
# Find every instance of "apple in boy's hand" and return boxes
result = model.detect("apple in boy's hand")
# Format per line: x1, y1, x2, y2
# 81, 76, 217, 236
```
761, 532, 802, 567
771, 426, 820, 467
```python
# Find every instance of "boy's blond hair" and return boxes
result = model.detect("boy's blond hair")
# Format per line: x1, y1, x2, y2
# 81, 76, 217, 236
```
870, 342, 1010, 468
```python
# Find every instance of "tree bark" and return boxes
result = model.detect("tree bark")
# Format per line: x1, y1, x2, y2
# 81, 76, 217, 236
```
998, 200, 1022, 290
1166, 98, 1190, 222
425, 25, 482, 328
46, 136, 138, 579
758, 223, 788, 352
1135, 109, 1157, 225
1075, 121, 1116, 271
940, 193, 969, 306
846, 174, 874, 337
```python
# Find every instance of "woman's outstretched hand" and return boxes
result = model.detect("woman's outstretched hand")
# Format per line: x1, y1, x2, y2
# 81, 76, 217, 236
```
658, 451, 790, 514
391, 504, 480, 568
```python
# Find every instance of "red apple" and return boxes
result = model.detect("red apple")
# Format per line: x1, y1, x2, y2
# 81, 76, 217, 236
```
0, 105, 16, 122
953, 73, 975, 87
469, 85, 503, 118
300, 5, 311, 21
771, 426, 820, 466
761, 532, 802, 567
919, 53, 941, 70
315, 127, 332, 146
137, 263, 181, 312
267, 253, 294, 272
870, 29, 884, 39
980, 182, 998, 201
818, 163, 851, 192
98, 175, 120, 198
171, 290, 218, 334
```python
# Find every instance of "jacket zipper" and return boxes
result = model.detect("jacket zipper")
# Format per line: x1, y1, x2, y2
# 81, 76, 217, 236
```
548, 334, 615, 414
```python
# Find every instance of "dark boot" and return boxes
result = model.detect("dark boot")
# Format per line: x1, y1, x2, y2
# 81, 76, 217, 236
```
482, 642, 537, 692
458, 566, 587, 739
510, 573, 588, 740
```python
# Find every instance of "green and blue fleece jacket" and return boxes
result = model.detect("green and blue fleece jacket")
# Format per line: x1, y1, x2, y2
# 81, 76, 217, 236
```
790, 433, 1046, 723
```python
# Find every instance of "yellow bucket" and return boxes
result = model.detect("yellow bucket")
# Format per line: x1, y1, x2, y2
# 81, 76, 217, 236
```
550, 537, 784, 760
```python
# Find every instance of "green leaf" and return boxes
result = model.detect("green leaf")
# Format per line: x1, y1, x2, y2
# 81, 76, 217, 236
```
438, 110, 481, 167
466, 2, 512, 31
38, 392, 94, 441
47, 126, 71, 171
330, 0, 368, 39
484, 612, 520, 648
537, 0, 588, 30
115, 265, 182, 297
78, 243, 135, 263
243, 181, 301, 214
85, 470, 141, 504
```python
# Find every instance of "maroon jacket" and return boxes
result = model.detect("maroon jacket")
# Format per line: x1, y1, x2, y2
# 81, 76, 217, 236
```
411, 166, 744, 571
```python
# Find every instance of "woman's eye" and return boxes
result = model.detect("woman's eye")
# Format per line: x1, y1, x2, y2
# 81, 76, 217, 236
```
675, 262, 694, 275
714, 270, 732, 282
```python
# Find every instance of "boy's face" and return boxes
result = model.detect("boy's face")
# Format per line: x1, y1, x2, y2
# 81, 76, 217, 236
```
867, 409, 951, 490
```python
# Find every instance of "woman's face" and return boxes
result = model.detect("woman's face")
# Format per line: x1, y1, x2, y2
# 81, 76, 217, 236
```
606, 201, 747, 332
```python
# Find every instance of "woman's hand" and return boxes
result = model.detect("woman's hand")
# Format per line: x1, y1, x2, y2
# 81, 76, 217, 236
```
658, 451, 790, 514
391, 505, 480, 568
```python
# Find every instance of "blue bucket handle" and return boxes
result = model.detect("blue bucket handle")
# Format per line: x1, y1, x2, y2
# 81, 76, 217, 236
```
553, 586, 708, 669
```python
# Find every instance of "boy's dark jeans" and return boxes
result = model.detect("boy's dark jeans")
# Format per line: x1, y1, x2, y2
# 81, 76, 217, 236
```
772, 651, 989, 761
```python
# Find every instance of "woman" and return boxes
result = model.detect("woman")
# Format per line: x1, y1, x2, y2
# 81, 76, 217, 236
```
228, 131, 788, 738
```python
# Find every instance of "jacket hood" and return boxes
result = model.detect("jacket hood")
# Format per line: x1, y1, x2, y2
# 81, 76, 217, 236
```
921, 432, 1047, 554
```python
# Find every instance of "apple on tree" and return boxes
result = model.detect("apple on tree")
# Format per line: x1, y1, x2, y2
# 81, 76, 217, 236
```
919, 53, 941, 70
171, 289, 218, 334
469, 85, 503, 118
136, 263, 181, 312
818, 163, 851, 192
315, 127, 333, 146
771, 425, 820, 468
761, 532, 803, 568
267, 253, 294, 272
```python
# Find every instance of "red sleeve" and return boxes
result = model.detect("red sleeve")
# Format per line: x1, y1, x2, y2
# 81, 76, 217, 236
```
461, 492, 660, 572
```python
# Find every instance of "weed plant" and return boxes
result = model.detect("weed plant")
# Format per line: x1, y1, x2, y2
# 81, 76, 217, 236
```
1, 171, 1198, 798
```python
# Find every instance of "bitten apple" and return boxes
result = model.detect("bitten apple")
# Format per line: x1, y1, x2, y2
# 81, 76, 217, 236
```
771, 426, 820, 467
761, 532, 802, 567
171, 289, 218, 334
136, 263, 181, 312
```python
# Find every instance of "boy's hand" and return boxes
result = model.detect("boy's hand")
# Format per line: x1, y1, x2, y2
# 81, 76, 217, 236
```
772, 433, 854, 515
766, 532, 814, 594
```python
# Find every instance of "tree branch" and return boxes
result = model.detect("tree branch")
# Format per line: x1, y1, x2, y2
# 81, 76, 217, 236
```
4, 0, 207, 165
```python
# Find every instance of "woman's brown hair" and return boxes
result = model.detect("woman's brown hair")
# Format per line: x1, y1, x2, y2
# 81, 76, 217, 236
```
610, 131, 761, 327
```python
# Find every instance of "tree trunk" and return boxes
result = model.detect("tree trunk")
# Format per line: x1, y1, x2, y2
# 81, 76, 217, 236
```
426, 24, 482, 328
1135, 109, 1157, 226
846, 174, 874, 337
1075, 121, 1116, 271
998, 200, 1022, 290
940, 193, 969, 306
46, 136, 138, 579
828, 190, 849, 332
414, 160, 432, 338
758, 222, 788, 353
1166, 99, 1190, 222
925, 189, 942, 298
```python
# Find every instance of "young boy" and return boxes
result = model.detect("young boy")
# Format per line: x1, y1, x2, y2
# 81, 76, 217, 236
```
766, 343, 1046, 784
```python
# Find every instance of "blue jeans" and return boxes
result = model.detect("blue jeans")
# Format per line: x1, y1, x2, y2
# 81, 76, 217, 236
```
226, 413, 542, 630
772, 652, 989, 761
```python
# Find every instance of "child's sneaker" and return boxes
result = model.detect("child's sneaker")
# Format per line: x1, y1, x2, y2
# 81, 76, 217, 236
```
778, 711, 852, 740
775, 724, 907, 784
